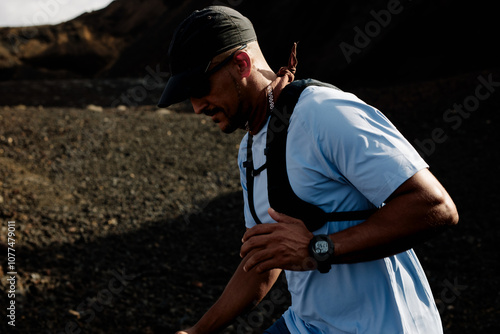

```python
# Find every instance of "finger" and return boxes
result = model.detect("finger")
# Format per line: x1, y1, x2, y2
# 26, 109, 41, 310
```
268, 207, 301, 224
242, 223, 276, 243
240, 233, 270, 258
243, 248, 276, 273
252, 259, 278, 274
268, 207, 284, 222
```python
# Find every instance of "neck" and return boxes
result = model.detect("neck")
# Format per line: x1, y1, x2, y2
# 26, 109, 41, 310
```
246, 74, 293, 135
244, 41, 299, 135
246, 83, 272, 135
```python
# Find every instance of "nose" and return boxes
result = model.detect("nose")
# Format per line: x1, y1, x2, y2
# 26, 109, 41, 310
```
190, 97, 207, 115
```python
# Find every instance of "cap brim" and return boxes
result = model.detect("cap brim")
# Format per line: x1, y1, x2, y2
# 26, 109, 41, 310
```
157, 65, 204, 108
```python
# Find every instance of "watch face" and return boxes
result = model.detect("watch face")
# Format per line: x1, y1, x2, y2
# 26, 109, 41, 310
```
314, 240, 329, 254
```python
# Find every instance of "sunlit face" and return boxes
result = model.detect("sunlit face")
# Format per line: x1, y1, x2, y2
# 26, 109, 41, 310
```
190, 64, 249, 134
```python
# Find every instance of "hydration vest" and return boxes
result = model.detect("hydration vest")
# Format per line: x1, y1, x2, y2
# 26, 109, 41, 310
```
244, 79, 377, 231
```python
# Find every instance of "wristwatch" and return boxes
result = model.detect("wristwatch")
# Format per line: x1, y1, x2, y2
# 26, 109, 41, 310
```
309, 234, 335, 273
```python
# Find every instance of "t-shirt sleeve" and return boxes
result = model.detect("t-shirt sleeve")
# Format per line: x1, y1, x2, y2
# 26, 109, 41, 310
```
292, 87, 428, 207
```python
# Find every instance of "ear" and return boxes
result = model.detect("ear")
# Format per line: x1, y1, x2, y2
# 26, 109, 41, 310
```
233, 51, 251, 78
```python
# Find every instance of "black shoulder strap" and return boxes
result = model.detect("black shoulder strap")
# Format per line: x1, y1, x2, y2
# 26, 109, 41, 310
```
244, 134, 266, 225
267, 79, 376, 231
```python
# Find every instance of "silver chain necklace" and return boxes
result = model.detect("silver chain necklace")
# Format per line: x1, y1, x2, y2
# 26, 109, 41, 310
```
266, 83, 275, 111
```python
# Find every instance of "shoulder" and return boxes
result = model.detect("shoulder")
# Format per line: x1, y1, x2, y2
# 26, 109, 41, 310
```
290, 85, 380, 140
295, 85, 374, 119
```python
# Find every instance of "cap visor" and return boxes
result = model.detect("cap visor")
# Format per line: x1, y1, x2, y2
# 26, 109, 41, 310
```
157, 65, 205, 108
157, 75, 187, 108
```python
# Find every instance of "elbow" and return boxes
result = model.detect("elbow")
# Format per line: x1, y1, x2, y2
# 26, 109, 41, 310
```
431, 189, 459, 228
441, 195, 459, 227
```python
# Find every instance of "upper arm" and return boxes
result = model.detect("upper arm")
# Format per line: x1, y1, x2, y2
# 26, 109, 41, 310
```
291, 87, 429, 208
386, 168, 459, 227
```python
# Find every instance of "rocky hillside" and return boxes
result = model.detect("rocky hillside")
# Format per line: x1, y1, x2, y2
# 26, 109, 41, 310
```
0, 0, 169, 80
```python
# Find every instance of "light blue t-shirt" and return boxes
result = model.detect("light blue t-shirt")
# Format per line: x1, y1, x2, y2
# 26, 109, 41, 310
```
237, 85, 442, 333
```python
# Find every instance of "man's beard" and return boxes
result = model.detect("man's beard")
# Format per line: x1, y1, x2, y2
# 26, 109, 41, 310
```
220, 101, 248, 134
220, 79, 249, 134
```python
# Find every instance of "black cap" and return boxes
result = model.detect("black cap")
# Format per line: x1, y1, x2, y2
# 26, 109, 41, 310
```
158, 6, 257, 108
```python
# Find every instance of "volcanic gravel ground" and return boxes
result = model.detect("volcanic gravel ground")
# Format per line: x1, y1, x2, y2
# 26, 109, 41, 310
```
1, 71, 499, 333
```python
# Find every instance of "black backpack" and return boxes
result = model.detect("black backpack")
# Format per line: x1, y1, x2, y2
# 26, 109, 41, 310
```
244, 79, 377, 231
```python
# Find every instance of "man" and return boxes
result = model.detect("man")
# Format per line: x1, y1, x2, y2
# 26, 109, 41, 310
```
158, 6, 459, 334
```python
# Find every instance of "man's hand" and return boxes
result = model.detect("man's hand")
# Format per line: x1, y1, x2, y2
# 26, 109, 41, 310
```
240, 208, 315, 273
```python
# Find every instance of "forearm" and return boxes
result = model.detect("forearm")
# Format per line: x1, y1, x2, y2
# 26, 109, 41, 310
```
192, 258, 282, 333
330, 205, 443, 263
239, 169, 458, 274
330, 170, 458, 263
